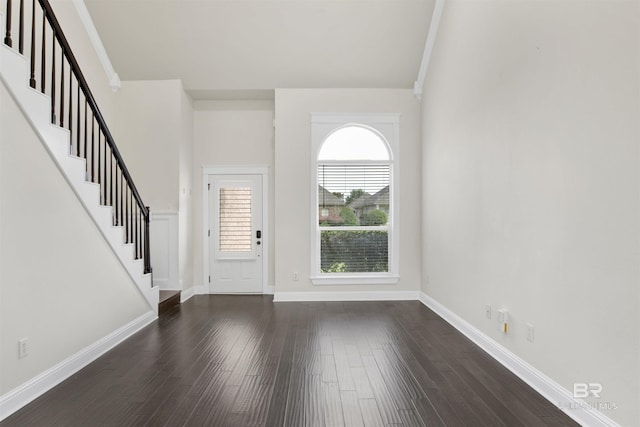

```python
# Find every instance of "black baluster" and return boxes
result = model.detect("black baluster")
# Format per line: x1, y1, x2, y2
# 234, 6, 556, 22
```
119, 170, 124, 228
125, 185, 129, 243
130, 191, 134, 246
133, 200, 140, 259
144, 207, 151, 273
40, 14, 45, 93
112, 152, 116, 208
50, 33, 55, 123
4, 0, 13, 47
134, 203, 138, 258
111, 153, 115, 222
77, 84, 80, 155
114, 160, 119, 225
139, 207, 143, 260
97, 131, 101, 199
18, 0, 23, 53
102, 135, 107, 204
59, 55, 64, 127
132, 202, 136, 256
68, 71, 72, 148
83, 99, 88, 174
69, 65, 73, 130
29, 0, 35, 88
91, 117, 95, 182
107, 149, 110, 208
131, 191, 135, 247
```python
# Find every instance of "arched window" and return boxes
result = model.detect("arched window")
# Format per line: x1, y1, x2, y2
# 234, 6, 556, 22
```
311, 114, 399, 284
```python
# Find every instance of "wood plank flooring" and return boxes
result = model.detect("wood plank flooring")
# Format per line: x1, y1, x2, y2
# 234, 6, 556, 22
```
0, 296, 579, 426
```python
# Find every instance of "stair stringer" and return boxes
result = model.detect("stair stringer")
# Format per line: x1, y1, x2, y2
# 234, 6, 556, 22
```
0, 30, 159, 314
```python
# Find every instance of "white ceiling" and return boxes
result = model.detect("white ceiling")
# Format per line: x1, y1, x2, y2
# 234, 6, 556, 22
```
84, 0, 435, 100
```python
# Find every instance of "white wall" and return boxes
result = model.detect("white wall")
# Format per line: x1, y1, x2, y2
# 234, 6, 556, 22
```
421, 1, 639, 425
0, 83, 150, 395
50, 0, 119, 127
192, 101, 275, 291
274, 89, 422, 294
111, 80, 183, 212
111, 80, 195, 291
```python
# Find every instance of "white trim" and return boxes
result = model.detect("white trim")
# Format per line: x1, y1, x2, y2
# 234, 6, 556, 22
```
0, 311, 156, 422
180, 286, 195, 303
310, 275, 399, 285
202, 165, 269, 294
418, 292, 621, 427
265, 285, 275, 295
273, 291, 419, 302
150, 212, 179, 290
413, 0, 445, 101
71, 0, 120, 92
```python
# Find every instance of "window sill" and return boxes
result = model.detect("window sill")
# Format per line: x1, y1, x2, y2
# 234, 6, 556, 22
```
310, 275, 399, 286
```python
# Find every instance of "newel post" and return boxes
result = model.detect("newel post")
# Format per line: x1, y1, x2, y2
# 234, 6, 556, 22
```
144, 206, 152, 275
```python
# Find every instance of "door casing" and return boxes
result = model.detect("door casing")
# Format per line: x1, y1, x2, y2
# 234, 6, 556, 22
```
202, 165, 269, 294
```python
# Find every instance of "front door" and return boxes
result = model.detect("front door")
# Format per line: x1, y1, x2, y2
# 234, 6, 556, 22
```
208, 174, 263, 293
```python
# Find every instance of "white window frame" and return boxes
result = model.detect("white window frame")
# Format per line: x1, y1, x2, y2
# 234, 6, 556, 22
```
310, 113, 400, 285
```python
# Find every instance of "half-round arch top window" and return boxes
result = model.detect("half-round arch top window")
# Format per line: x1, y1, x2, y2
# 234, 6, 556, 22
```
318, 126, 390, 161
311, 113, 399, 285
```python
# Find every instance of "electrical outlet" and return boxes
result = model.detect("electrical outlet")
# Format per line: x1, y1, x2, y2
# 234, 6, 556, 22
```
292, 272, 299, 281
526, 323, 535, 342
485, 304, 491, 319
18, 338, 28, 358
497, 309, 509, 333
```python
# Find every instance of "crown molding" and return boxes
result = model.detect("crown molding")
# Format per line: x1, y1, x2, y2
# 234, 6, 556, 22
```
413, 0, 445, 101
71, 0, 120, 92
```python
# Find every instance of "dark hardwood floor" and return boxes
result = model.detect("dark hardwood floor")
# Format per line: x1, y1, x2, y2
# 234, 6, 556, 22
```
1, 296, 578, 426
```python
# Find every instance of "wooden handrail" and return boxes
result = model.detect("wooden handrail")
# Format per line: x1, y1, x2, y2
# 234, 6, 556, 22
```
37, 0, 148, 217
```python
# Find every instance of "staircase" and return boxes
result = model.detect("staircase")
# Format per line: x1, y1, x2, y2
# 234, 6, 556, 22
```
0, 2, 158, 311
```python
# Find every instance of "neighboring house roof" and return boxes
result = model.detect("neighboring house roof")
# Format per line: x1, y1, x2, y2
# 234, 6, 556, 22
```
348, 185, 389, 209
318, 186, 345, 207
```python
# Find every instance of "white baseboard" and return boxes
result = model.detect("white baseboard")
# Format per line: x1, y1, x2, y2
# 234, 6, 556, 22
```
0, 311, 157, 422
180, 287, 195, 303
273, 290, 420, 302
418, 292, 620, 427
264, 285, 275, 295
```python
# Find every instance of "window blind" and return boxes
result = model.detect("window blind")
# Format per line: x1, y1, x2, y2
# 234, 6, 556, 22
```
219, 187, 252, 252
317, 164, 390, 202
317, 164, 390, 273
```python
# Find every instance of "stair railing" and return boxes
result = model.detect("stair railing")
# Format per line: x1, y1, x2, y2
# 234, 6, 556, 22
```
4, 0, 151, 275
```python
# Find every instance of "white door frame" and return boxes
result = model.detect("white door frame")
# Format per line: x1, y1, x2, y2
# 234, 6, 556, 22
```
202, 165, 269, 294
